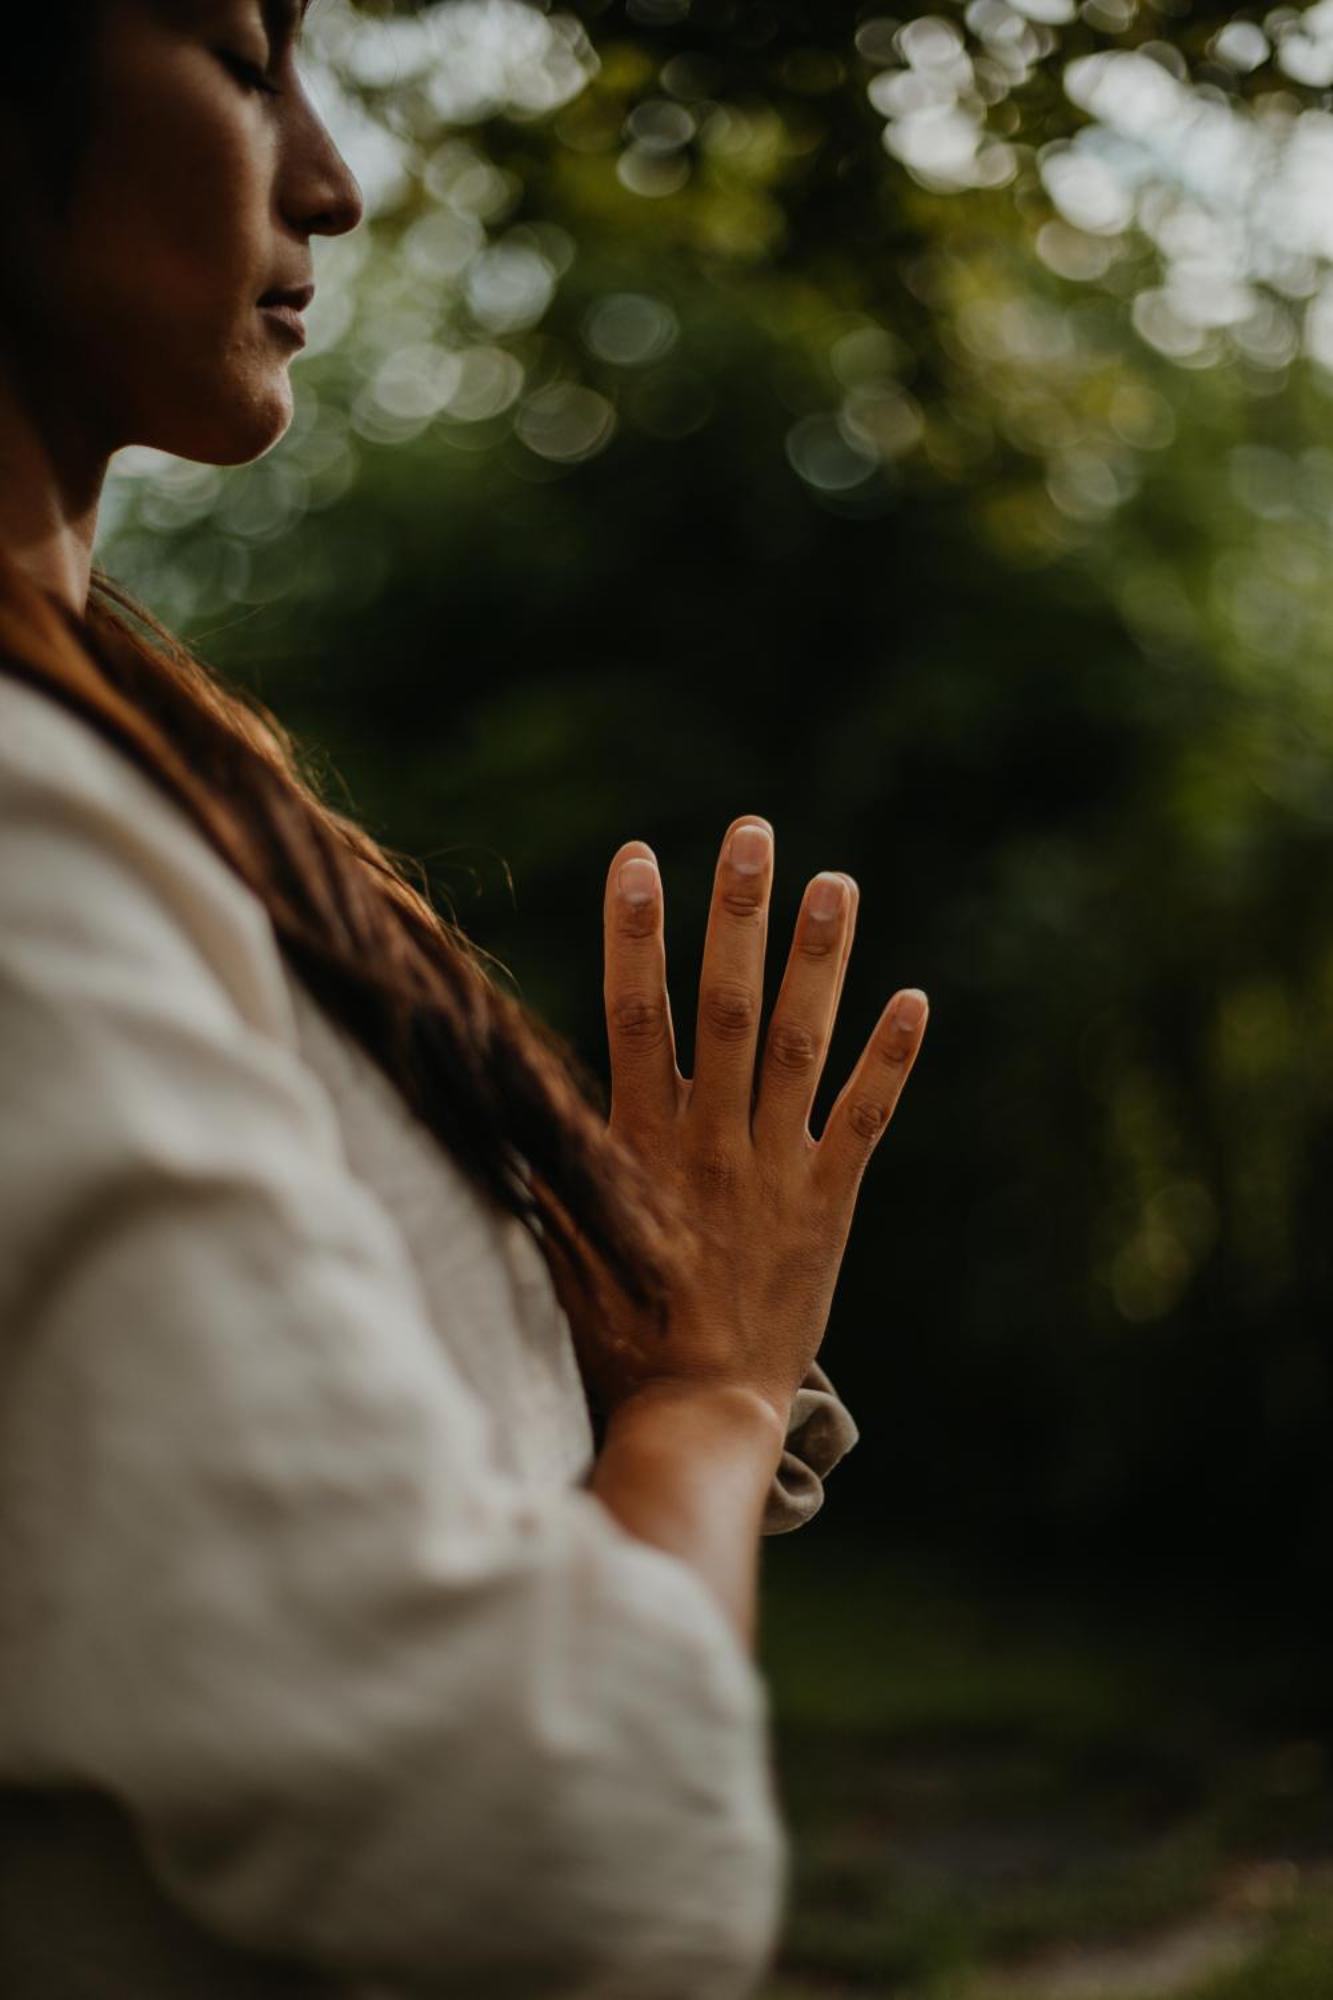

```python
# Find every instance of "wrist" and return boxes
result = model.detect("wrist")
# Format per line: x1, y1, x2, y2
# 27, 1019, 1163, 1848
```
604, 1375, 789, 1460
590, 1376, 790, 1652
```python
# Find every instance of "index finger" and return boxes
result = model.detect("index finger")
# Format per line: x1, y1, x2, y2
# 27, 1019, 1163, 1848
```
603, 839, 681, 1128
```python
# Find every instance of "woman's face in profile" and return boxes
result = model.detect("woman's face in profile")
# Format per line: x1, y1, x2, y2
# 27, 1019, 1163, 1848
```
2, 0, 362, 467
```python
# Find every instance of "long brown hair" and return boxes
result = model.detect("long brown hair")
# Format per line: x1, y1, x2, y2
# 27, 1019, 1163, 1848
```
0, 564, 684, 1335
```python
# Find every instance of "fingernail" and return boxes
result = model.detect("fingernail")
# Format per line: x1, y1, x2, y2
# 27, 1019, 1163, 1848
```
729, 823, 771, 872
808, 873, 846, 921
618, 857, 658, 904
894, 989, 928, 1031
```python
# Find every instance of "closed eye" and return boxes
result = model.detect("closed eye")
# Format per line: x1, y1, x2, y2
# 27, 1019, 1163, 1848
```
218, 49, 282, 96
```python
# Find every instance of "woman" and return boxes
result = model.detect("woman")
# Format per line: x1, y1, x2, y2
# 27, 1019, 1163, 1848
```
0, 3, 929, 1995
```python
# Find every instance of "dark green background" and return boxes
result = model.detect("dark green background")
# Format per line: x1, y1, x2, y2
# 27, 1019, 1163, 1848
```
105, 0, 1333, 1587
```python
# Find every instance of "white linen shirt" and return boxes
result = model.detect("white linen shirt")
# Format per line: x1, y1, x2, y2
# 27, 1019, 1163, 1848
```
0, 671, 787, 1998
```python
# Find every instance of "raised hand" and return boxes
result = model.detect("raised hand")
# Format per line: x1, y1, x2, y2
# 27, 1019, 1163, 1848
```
566, 814, 928, 1429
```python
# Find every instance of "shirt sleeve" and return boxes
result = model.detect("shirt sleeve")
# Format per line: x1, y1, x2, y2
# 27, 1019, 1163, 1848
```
0, 678, 786, 1999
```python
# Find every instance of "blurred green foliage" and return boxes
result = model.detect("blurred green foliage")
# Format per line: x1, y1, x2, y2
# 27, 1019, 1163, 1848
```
99, 0, 1333, 1579
758, 1536, 1333, 1994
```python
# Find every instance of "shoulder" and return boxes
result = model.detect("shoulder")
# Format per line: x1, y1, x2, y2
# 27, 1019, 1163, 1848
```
0, 670, 298, 1041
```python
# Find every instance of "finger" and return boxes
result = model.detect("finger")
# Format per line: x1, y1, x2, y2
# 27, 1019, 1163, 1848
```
829, 874, 859, 1023
689, 816, 773, 1133
603, 839, 681, 1127
809, 871, 860, 1100
815, 988, 929, 1193
752, 871, 858, 1148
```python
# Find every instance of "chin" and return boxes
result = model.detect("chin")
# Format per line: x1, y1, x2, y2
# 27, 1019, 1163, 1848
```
148, 373, 295, 467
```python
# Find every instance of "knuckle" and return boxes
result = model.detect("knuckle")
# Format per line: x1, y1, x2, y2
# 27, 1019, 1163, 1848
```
718, 885, 765, 922
797, 923, 839, 961
847, 1096, 889, 1141
615, 898, 658, 941
876, 1033, 913, 1071
767, 1018, 819, 1074
701, 981, 757, 1040
611, 992, 670, 1049
798, 934, 838, 963
690, 1145, 739, 1198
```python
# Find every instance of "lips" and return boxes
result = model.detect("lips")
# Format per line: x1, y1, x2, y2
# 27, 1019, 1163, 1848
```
258, 283, 314, 346
259, 283, 315, 312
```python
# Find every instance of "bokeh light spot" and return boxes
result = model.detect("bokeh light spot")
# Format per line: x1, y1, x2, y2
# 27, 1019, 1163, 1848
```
516, 384, 617, 462
582, 294, 680, 367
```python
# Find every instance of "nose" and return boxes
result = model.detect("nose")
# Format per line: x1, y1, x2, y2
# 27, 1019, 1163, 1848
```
305, 138, 364, 240
280, 84, 365, 241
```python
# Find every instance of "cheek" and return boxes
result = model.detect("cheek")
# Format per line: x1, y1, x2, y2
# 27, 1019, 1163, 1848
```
62, 31, 270, 329
57, 65, 287, 455
0, 10, 297, 464
80, 89, 271, 309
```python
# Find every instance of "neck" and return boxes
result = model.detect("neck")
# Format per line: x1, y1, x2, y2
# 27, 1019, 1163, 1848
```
0, 350, 108, 617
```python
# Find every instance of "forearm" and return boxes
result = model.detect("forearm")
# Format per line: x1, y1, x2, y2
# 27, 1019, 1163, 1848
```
589, 1381, 787, 1650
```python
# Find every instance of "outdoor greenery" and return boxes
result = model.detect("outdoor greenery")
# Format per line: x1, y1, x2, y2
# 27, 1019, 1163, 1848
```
758, 1537, 1333, 1995
102, 0, 1333, 1665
